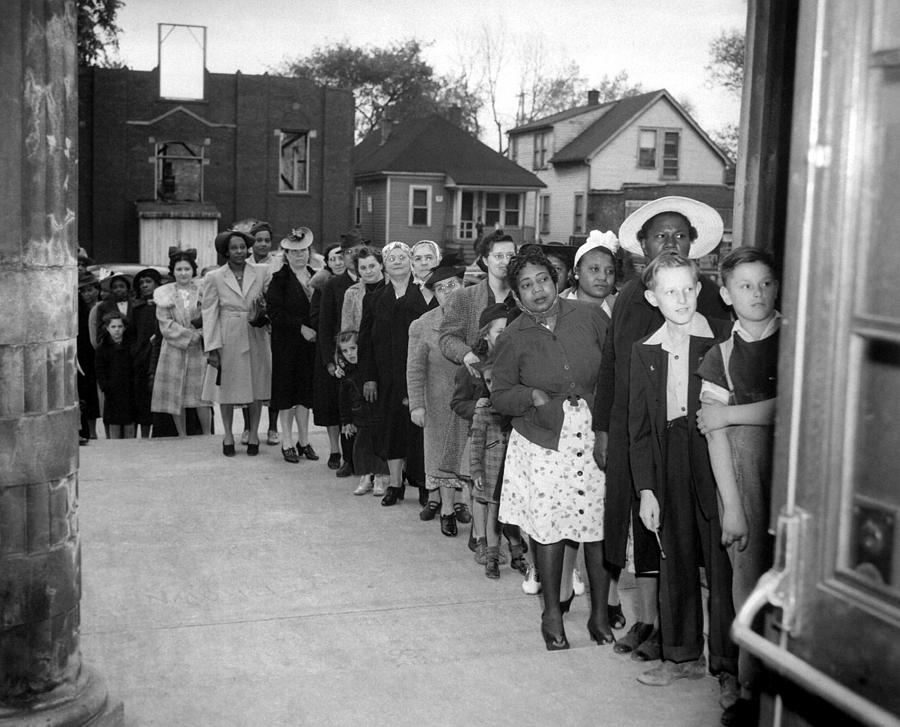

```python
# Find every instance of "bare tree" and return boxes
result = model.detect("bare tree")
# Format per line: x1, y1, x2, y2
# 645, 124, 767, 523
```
706, 29, 745, 96
478, 23, 509, 152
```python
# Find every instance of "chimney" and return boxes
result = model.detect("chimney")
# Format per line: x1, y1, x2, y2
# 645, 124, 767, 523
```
380, 117, 393, 145
587, 89, 600, 105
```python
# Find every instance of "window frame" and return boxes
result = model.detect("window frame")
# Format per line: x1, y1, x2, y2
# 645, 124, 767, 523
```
661, 130, 681, 179
533, 130, 550, 170
573, 193, 585, 234
354, 186, 363, 227
409, 184, 432, 227
504, 193, 521, 227
539, 194, 551, 235
637, 128, 658, 169
154, 139, 206, 202
278, 130, 310, 194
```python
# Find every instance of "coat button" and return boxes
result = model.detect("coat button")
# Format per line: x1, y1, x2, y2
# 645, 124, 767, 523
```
577, 489, 585, 496
576, 432, 582, 438
576, 471, 583, 476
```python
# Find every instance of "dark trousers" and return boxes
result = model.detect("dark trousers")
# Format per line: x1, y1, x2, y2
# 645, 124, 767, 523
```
659, 418, 738, 675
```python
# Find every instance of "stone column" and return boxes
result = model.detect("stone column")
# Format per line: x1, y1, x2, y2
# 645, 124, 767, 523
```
0, 1, 122, 723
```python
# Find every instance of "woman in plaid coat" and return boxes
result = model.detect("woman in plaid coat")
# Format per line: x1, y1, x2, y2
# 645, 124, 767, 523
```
150, 250, 210, 436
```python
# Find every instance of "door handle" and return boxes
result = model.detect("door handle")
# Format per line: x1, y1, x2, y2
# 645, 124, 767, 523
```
732, 511, 900, 727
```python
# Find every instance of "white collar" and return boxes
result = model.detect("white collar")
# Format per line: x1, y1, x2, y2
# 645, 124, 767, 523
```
732, 311, 782, 341
644, 313, 714, 352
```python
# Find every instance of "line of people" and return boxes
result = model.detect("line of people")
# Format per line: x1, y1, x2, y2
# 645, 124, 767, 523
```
76, 195, 778, 727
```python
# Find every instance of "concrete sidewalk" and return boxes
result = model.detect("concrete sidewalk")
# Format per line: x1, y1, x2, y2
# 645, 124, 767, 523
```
78, 427, 723, 726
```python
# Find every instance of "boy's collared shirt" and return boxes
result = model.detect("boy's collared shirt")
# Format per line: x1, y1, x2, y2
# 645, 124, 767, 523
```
700, 312, 782, 405
643, 313, 715, 421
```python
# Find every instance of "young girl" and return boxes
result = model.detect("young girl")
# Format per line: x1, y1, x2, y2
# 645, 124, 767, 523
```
450, 304, 528, 575
95, 312, 136, 438
336, 330, 389, 495
469, 359, 511, 579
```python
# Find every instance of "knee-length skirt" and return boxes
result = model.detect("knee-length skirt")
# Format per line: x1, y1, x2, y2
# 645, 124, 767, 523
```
499, 398, 605, 544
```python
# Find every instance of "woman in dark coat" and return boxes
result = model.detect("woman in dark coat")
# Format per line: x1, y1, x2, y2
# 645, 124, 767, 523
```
131, 267, 163, 437
358, 241, 414, 505
310, 243, 346, 469
77, 272, 102, 442
265, 227, 319, 464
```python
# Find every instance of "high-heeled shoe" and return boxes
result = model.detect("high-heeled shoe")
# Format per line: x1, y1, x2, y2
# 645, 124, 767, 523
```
222, 441, 236, 457
247, 442, 259, 456
587, 617, 616, 645
608, 603, 626, 630
541, 613, 570, 651
381, 484, 405, 506
559, 591, 575, 614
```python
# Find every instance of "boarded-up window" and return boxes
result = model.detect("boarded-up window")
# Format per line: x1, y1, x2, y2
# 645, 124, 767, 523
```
156, 141, 204, 202
280, 131, 309, 193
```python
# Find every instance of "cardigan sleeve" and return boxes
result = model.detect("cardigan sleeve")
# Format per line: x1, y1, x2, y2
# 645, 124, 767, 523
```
490, 328, 537, 417
405, 319, 428, 412
438, 286, 474, 364
450, 365, 478, 422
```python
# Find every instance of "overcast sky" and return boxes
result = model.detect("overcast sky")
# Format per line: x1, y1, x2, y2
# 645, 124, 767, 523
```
115, 0, 748, 146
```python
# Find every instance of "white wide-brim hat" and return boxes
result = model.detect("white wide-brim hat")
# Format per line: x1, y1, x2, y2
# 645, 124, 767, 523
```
619, 196, 724, 259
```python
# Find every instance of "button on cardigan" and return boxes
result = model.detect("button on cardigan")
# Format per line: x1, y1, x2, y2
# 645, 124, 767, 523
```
491, 298, 609, 451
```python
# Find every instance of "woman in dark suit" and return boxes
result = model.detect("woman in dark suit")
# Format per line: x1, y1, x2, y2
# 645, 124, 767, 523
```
265, 227, 319, 464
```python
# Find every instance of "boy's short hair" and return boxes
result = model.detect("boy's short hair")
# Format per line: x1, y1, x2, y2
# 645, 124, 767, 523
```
641, 251, 698, 290
336, 329, 358, 346
719, 246, 778, 285
101, 311, 126, 327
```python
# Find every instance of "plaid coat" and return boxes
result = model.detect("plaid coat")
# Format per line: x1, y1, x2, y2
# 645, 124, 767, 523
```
150, 281, 207, 415
469, 404, 509, 496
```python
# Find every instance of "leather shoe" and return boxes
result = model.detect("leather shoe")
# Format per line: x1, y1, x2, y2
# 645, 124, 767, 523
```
297, 443, 319, 461
282, 446, 300, 463
614, 622, 654, 654
637, 656, 706, 686
381, 485, 405, 507
223, 441, 236, 457
632, 627, 662, 662
327, 452, 341, 469
453, 502, 472, 524
419, 500, 440, 521
335, 461, 353, 478
246, 443, 259, 456
440, 514, 457, 537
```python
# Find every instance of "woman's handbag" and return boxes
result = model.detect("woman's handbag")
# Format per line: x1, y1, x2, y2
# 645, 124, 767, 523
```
248, 294, 269, 327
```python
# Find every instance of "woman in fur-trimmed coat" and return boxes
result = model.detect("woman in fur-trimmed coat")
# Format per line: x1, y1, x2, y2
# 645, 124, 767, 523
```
151, 251, 211, 436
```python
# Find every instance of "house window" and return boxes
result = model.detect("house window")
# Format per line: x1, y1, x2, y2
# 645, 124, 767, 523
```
638, 129, 657, 168
662, 131, 680, 178
155, 140, 204, 202
355, 186, 362, 226
509, 136, 518, 163
504, 194, 520, 227
279, 131, 309, 193
539, 195, 551, 235
573, 194, 585, 234
533, 131, 550, 170
409, 185, 431, 226
485, 193, 501, 227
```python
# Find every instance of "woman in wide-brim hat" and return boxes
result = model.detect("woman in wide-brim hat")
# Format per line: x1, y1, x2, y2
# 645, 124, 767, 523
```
265, 227, 320, 463
202, 228, 272, 456
617, 196, 724, 260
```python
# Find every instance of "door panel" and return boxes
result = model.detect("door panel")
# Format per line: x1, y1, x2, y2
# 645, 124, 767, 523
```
737, 0, 900, 724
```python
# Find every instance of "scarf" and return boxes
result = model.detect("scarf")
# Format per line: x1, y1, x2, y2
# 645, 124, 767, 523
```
518, 294, 560, 330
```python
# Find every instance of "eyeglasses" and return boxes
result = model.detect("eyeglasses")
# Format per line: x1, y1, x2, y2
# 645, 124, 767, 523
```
433, 281, 461, 294
385, 254, 409, 263
488, 252, 515, 261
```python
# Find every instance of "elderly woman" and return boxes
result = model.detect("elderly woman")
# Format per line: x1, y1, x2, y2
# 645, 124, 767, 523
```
151, 249, 210, 436
341, 247, 385, 333
492, 246, 613, 651
406, 255, 467, 526
202, 228, 272, 456
265, 227, 319, 463
358, 240, 414, 504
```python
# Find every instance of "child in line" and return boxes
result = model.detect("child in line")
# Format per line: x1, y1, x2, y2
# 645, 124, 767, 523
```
628, 251, 738, 693
469, 359, 511, 579
95, 312, 136, 439
449, 305, 528, 576
336, 330, 389, 495
697, 247, 781, 726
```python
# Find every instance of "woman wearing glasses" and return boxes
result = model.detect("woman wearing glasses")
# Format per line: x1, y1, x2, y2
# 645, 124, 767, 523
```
358, 241, 416, 505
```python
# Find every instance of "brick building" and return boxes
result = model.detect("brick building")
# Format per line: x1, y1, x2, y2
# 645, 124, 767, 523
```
78, 67, 355, 269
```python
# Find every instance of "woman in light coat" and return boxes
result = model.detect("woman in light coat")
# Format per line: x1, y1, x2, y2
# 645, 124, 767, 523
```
151, 249, 210, 436
202, 229, 272, 456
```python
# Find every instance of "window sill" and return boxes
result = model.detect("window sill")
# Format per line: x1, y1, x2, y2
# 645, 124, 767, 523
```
278, 191, 311, 196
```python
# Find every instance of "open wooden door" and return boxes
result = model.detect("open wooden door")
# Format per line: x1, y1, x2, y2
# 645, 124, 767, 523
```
734, 1, 900, 725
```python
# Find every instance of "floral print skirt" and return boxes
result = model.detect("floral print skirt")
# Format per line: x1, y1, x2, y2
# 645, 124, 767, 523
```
499, 398, 605, 544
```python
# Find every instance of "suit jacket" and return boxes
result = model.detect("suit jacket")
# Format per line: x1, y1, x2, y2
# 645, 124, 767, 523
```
628, 315, 732, 524
316, 270, 356, 368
